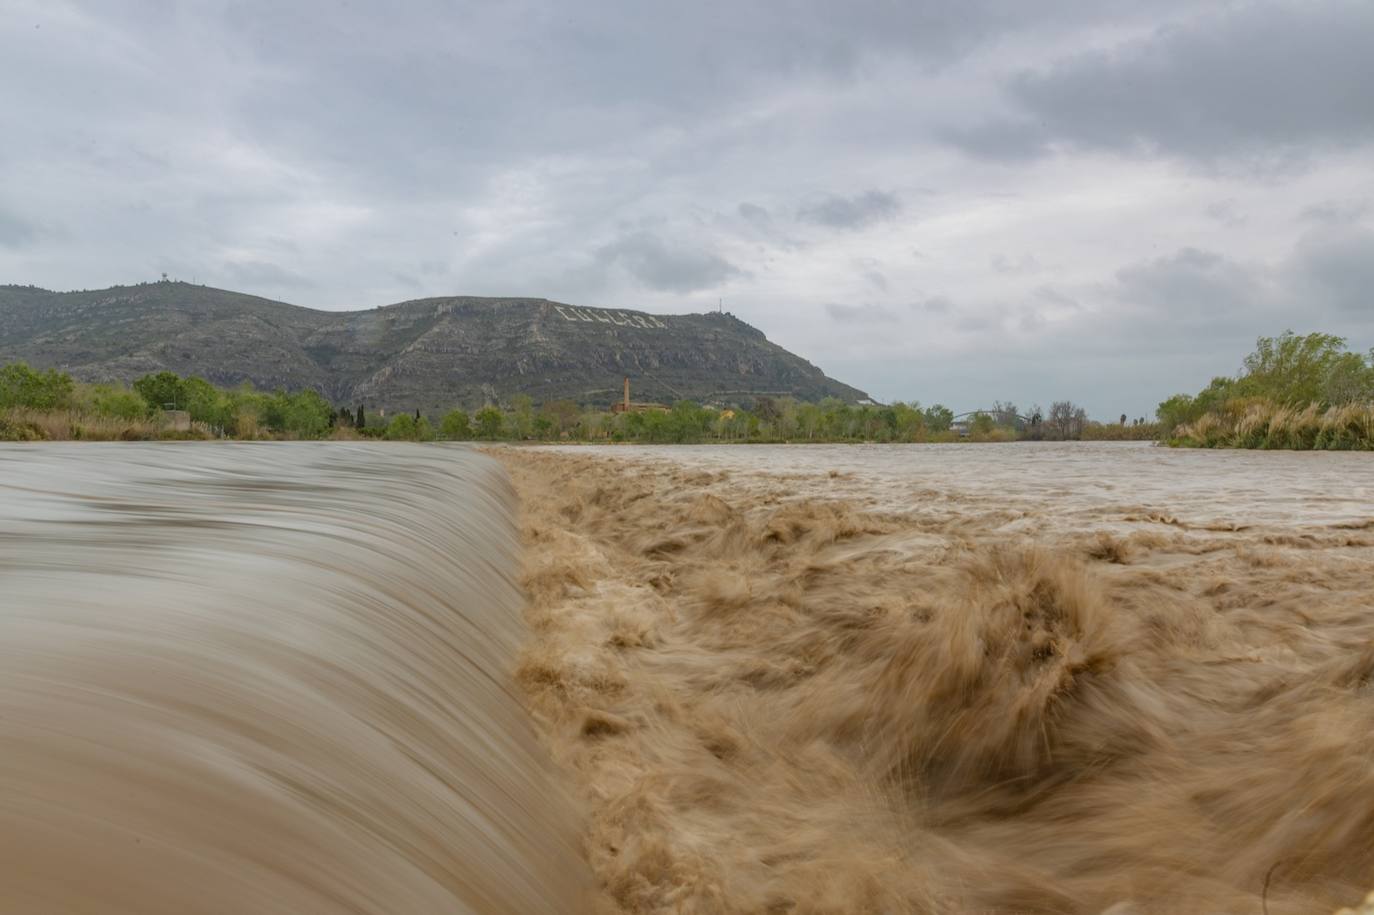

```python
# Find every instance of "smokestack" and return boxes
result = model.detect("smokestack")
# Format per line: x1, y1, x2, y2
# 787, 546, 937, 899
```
623, 376, 630, 411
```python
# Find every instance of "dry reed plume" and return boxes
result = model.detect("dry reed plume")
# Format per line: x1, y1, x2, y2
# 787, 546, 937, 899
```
501, 447, 1374, 914
1174, 400, 1374, 449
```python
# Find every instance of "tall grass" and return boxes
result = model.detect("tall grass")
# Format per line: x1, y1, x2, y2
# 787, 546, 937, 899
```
1, 408, 209, 442
1171, 399, 1374, 450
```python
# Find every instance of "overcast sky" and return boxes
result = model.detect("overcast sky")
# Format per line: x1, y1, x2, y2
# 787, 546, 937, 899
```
2, 1, 1372, 418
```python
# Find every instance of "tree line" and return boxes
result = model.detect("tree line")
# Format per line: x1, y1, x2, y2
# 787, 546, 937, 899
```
3, 361, 1156, 444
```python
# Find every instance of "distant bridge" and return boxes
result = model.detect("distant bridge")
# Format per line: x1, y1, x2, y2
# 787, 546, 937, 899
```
951, 409, 1037, 424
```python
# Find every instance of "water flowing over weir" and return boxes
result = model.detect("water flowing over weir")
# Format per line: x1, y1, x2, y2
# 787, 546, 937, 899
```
0, 443, 588, 914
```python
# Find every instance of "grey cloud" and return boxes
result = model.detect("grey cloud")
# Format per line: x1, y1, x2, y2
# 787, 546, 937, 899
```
864, 270, 888, 292
1018, 308, 1047, 332
825, 303, 900, 323
1034, 286, 1080, 310
1291, 227, 1374, 313
942, 120, 1052, 161
1300, 200, 1370, 225
1205, 200, 1246, 228
953, 1, 1374, 162
1113, 247, 1263, 318
955, 312, 996, 333
798, 190, 900, 230
597, 231, 744, 293
0, 208, 41, 247
990, 253, 1041, 275
223, 260, 314, 290
738, 203, 773, 230
916, 295, 953, 313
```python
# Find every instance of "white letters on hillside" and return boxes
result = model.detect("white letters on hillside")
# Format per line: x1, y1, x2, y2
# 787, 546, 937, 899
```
552, 304, 666, 329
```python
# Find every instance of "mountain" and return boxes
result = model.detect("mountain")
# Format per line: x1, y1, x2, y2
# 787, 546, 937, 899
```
0, 282, 868, 412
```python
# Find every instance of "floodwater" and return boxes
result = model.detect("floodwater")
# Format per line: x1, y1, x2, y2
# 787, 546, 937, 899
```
0, 443, 588, 914
503, 442, 1374, 914
536, 441, 1374, 530
4, 440, 1372, 914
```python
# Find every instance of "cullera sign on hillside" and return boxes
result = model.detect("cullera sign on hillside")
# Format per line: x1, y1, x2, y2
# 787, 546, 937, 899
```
552, 304, 667, 329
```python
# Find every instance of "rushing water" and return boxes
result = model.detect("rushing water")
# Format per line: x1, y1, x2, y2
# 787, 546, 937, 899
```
506, 443, 1374, 914
537, 441, 1374, 530
0, 443, 587, 914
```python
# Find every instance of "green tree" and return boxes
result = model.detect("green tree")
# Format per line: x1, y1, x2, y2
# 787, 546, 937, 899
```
540, 399, 580, 437
507, 394, 534, 439
182, 376, 235, 428
89, 385, 146, 420
474, 406, 504, 440
0, 362, 75, 410
384, 413, 417, 440
923, 404, 954, 433
133, 371, 187, 411
891, 401, 926, 441
1156, 393, 1198, 432
440, 409, 471, 440
1238, 331, 1354, 405
281, 390, 334, 437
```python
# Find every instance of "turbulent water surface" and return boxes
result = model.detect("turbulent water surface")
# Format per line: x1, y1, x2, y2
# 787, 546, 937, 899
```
503, 442, 1374, 914
0, 442, 587, 914
5, 441, 1373, 914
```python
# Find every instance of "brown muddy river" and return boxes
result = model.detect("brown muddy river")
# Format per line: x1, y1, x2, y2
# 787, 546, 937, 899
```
3, 441, 1373, 914
505, 442, 1374, 914
0, 442, 588, 914
535, 441, 1374, 530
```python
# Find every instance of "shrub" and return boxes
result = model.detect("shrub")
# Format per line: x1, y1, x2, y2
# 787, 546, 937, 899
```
440, 409, 471, 440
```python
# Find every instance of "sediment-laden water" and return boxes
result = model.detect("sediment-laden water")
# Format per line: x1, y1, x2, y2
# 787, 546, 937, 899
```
0, 443, 588, 914
5, 440, 1372, 913
503, 442, 1374, 914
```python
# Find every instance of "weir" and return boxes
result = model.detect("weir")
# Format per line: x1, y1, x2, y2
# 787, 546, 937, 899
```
0, 443, 588, 914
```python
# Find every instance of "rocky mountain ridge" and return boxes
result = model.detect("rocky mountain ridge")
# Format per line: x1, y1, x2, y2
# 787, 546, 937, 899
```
0, 282, 868, 412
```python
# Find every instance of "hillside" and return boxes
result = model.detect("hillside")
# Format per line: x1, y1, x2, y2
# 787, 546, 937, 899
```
0, 282, 868, 413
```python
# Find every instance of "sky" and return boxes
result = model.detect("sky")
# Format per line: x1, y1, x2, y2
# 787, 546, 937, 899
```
1, 0, 1371, 419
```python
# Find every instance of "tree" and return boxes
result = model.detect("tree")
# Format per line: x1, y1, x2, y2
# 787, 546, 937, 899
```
384, 413, 417, 440
280, 390, 334, 437
0, 362, 75, 410
507, 394, 534, 439
90, 386, 146, 420
540, 399, 580, 438
182, 376, 232, 427
133, 371, 187, 411
991, 401, 1021, 430
440, 409, 471, 440
1239, 331, 1353, 405
1046, 401, 1087, 440
474, 406, 504, 440
753, 396, 780, 425
923, 404, 954, 433
891, 401, 926, 441
356, 404, 365, 429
